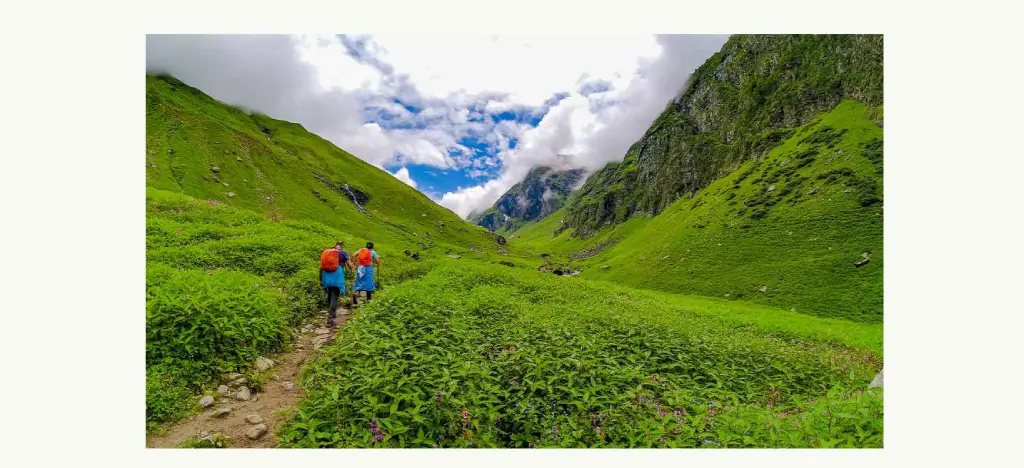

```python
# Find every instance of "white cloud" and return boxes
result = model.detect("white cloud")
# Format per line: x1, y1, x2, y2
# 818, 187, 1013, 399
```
390, 167, 417, 188
365, 35, 663, 106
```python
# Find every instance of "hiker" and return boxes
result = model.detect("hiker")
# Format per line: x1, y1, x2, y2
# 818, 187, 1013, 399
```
320, 240, 354, 328
352, 241, 381, 304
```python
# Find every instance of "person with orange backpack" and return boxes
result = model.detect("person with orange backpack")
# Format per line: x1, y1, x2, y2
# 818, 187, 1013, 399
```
352, 241, 381, 305
319, 240, 354, 328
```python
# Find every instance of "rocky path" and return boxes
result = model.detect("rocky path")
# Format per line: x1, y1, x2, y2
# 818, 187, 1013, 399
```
146, 308, 350, 448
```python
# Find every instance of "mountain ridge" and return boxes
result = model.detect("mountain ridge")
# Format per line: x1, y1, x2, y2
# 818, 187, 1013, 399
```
471, 165, 585, 233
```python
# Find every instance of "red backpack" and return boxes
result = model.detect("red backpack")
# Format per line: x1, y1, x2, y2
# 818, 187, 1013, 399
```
355, 248, 373, 267
320, 248, 340, 272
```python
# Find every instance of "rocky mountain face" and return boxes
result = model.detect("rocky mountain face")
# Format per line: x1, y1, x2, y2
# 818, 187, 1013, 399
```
473, 166, 585, 233
562, 34, 883, 237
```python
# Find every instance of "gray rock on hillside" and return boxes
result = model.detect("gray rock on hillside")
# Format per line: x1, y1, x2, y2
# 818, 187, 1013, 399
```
217, 385, 230, 396
246, 423, 268, 440
869, 369, 883, 389
234, 386, 251, 401
245, 414, 265, 424
198, 396, 215, 408
255, 356, 275, 371
212, 407, 231, 418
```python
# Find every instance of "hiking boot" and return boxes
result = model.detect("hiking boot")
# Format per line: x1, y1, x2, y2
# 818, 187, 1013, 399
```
326, 319, 336, 328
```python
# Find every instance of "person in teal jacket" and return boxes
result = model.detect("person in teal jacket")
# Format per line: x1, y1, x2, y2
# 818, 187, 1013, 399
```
319, 240, 354, 328
352, 241, 381, 305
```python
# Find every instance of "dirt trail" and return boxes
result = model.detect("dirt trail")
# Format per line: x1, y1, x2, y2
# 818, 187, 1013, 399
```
146, 308, 351, 448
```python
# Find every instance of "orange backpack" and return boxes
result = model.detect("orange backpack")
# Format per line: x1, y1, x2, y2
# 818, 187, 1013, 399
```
355, 248, 373, 267
320, 248, 340, 272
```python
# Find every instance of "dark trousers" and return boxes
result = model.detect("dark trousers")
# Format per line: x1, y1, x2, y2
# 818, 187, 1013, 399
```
326, 286, 340, 320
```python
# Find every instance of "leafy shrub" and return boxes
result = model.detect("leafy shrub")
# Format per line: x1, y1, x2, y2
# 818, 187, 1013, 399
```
862, 137, 883, 174
146, 268, 290, 387
146, 367, 195, 431
279, 263, 882, 448
800, 126, 848, 148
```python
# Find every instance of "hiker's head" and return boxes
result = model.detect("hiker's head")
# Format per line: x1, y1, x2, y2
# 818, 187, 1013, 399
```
366, 241, 374, 250
335, 240, 344, 249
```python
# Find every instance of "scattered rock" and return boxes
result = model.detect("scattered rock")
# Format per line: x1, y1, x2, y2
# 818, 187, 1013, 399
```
236, 157, 243, 162
217, 385, 230, 396
252, 395, 259, 403
231, 377, 247, 386
421, 213, 427, 217
222, 182, 230, 187
245, 414, 265, 424
767, 185, 776, 192
234, 386, 251, 401
600, 265, 610, 271
724, 293, 731, 298
246, 423, 268, 440
869, 369, 884, 389
225, 192, 235, 198
210, 166, 220, 173
226, 373, 243, 382
198, 396, 215, 408
314, 327, 330, 335
447, 254, 461, 259
498, 261, 514, 267
808, 187, 819, 195
294, 343, 305, 350
212, 407, 231, 418
855, 251, 870, 267
283, 382, 295, 391
759, 286, 768, 293
255, 356, 275, 372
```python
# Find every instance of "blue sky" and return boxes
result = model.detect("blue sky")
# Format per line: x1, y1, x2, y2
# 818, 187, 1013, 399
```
146, 34, 728, 217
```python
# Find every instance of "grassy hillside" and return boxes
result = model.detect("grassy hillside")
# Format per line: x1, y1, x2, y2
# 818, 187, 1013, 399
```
514, 101, 883, 323
145, 74, 499, 256
279, 262, 882, 448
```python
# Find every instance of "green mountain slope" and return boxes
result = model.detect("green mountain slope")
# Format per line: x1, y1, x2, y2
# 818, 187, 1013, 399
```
145, 74, 499, 255
471, 166, 585, 234
514, 100, 883, 323
562, 35, 882, 237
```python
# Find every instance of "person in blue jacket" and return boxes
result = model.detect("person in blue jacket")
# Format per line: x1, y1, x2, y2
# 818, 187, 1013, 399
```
320, 240, 354, 328
352, 241, 381, 305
